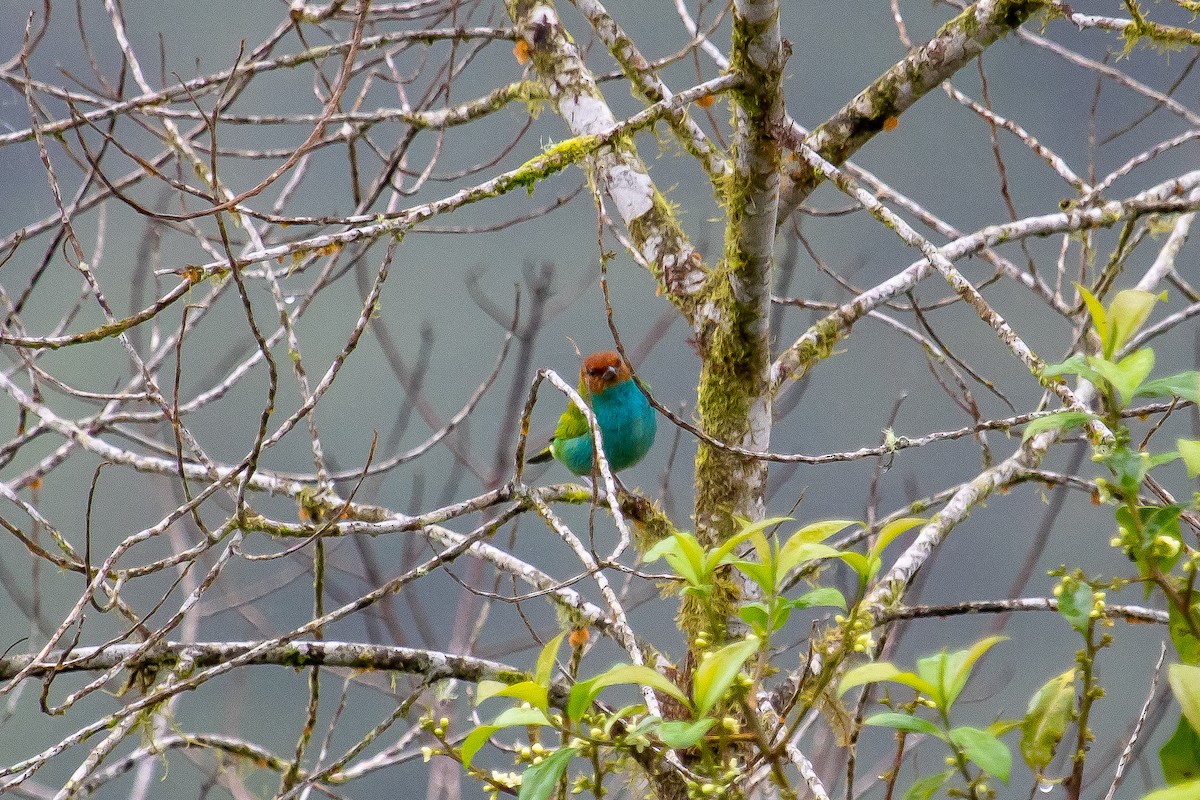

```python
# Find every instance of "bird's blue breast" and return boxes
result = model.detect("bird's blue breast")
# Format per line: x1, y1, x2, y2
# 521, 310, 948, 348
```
553, 380, 656, 475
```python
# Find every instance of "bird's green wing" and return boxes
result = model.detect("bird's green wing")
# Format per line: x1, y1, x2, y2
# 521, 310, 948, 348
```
551, 377, 592, 442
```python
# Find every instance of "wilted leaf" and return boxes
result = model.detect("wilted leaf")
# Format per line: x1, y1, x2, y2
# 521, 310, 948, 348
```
1020, 669, 1076, 772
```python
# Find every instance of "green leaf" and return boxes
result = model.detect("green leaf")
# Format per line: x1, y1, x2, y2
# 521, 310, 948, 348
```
621, 713, 661, 738
1104, 447, 1155, 496
776, 541, 843, 579
862, 711, 943, 738
870, 517, 926, 561
1057, 582, 1094, 636
491, 706, 552, 728
692, 637, 760, 715
730, 516, 793, 540
1178, 440, 1200, 479
1090, 348, 1154, 404
1160, 714, 1200, 784
641, 535, 678, 563
1170, 600, 1200, 665
1170, 664, 1200, 734
738, 602, 772, 636
1139, 505, 1185, 575
456, 724, 499, 762
707, 519, 786, 574
566, 679, 597, 722
902, 770, 952, 800
1020, 669, 1076, 772
838, 551, 874, 584
730, 560, 777, 595
1143, 779, 1200, 800
518, 746, 577, 800
477, 680, 508, 704
768, 604, 792, 632
1145, 503, 1184, 535
839, 661, 898, 696
462, 707, 552, 767
916, 636, 1006, 710
669, 532, 707, 585
789, 587, 847, 612
600, 705, 649, 740
775, 519, 858, 581
1136, 371, 1200, 403
1022, 410, 1096, 442
535, 631, 567, 691
838, 661, 938, 699
1107, 288, 1166, 355
1148, 451, 1184, 471
643, 532, 706, 588
1075, 284, 1109, 352
1042, 353, 1099, 383
790, 519, 860, 544
657, 718, 716, 749
567, 665, 689, 722
478, 681, 548, 711
947, 636, 1007, 707
736, 597, 792, 635
948, 726, 1011, 782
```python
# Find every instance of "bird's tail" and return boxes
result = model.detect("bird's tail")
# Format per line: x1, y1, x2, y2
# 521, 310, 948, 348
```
527, 447, 553, 464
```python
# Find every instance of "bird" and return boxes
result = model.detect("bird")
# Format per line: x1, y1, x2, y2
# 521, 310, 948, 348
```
528, 351, 656, 477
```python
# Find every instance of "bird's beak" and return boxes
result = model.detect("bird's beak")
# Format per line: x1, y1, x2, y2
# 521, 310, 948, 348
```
603, 366, 619, 382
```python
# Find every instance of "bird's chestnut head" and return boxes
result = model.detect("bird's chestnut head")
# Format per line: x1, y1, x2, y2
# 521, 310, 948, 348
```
581, 351, 631, 395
